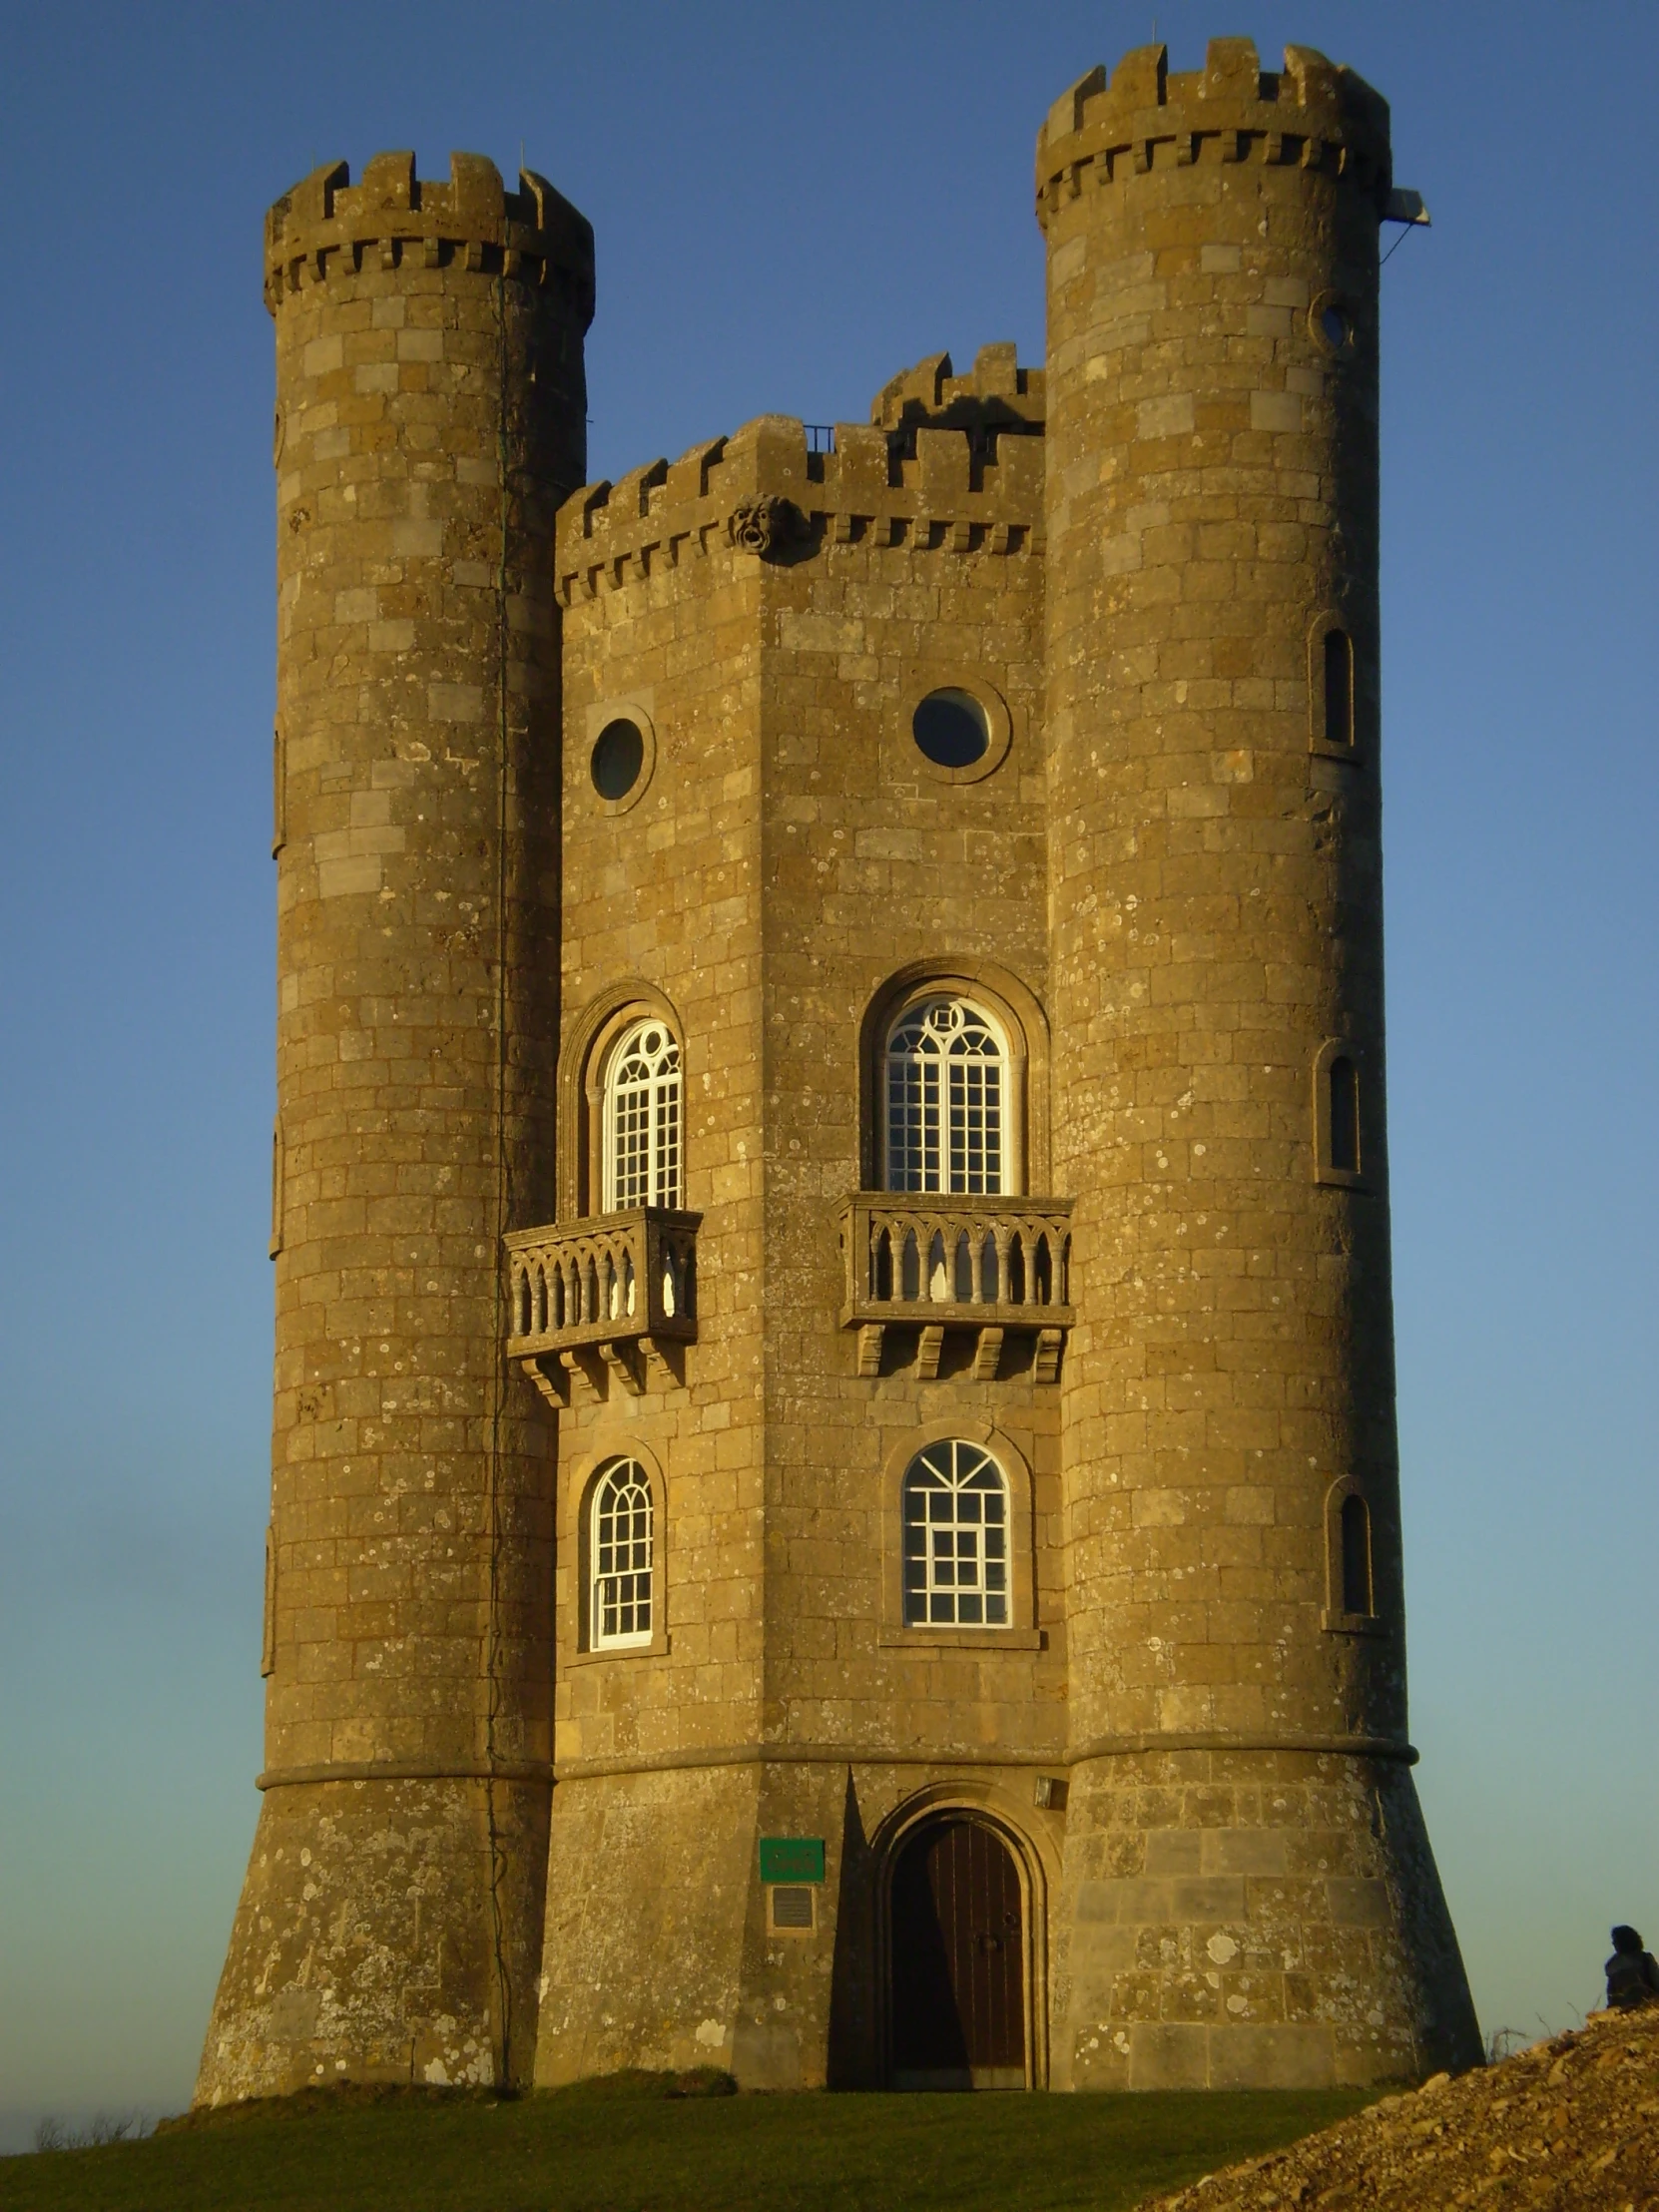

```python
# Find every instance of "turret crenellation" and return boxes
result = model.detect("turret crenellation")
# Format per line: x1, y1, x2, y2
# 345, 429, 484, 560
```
264, 151, 595, 317
1036, 38, 1391, 229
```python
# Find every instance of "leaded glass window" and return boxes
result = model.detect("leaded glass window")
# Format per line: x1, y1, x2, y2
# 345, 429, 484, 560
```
901, 1439, 1009, 1627
590, 1459, 654, 1649
602, 1019, 682, 1211
885, 998, 1006, 1194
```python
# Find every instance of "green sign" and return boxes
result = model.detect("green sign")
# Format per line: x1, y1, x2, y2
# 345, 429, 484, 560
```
759, 1837, 826, 1885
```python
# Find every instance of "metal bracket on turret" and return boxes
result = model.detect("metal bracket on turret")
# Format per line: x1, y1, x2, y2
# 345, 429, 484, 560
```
1382, 188, 1429, 225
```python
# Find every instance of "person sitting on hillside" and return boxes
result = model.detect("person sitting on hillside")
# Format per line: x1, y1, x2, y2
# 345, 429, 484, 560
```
1605, 1926, 1659, 2010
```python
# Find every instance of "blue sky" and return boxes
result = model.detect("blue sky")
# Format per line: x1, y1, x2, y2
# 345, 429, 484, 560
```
1, 0, 1654, 2146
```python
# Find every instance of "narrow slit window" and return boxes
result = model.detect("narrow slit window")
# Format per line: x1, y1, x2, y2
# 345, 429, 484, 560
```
590, 1459, 654, 1650
1329, 1055, 1360, 1175
1341, 1492, 1373, 1616
1324, 627, 1355, 749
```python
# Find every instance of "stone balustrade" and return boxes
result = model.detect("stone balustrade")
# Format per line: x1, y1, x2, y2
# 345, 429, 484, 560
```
505, 1208, 700, 1399
836, 1194, 1074, 1382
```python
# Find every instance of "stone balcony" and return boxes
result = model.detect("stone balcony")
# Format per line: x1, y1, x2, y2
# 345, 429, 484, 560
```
505, 1208, 700, 1399
836, 1194, 1074, 1382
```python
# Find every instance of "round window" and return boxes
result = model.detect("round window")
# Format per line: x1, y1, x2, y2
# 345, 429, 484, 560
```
911, 688, 989, 770
1312, 294, 1356, 355
591, 718, 645, 802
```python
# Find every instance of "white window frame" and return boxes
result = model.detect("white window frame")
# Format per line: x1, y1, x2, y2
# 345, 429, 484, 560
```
601, 1017, 682, 1212
900, 1439, 1010, 1628
884, 996, 1009, 1196
589, 1459, 655, 1650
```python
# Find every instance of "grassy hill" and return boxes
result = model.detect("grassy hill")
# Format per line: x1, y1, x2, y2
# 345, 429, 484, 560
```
0, 2073, 1376, 2212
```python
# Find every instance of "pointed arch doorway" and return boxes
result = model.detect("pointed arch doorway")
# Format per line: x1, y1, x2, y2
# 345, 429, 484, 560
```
888, 1817, 1027, 2089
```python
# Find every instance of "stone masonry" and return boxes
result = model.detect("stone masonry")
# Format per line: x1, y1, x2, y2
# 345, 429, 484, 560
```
198, 39, 1482, 2105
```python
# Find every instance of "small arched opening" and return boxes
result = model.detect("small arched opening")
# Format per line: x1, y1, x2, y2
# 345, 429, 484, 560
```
1341, 1492, 1374, 1618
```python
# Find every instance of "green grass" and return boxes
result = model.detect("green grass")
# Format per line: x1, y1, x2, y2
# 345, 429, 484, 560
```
0, 2075, 1376, 2212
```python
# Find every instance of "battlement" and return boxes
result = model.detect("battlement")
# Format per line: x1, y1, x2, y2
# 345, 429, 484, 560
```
555, 407, 1042, 603
1036, 38, 1391, 228
264, 152, 594, 319
871, 343, 1045, 440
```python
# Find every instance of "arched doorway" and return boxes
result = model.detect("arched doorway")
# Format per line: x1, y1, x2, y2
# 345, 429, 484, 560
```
889, 1818, 1026, 2089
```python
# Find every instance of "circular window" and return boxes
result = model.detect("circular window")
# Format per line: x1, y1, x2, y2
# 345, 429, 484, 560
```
591, 718, 645, 802
912, 689, 990, 770
1320, 305, 1351, 349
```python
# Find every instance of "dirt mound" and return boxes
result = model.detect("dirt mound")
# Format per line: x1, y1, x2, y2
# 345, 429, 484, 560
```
1142, 2004, 1659, 2210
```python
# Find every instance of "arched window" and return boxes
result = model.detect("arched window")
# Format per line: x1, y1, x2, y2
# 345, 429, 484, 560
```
901, 1439, 1009, 1627
590, 1459, 654, 1649
602, 1018, 682, 1211
885, 998, 1007, 1195
1340, 1493, 1373, 1617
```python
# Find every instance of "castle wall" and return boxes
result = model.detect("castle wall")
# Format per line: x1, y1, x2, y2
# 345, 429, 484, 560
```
1037, 43, 1478, 2085
532, 426, 771, 2083
533, 404, 1071, 2088
198, 154, 590, 2103
756, 411, 1059, 2087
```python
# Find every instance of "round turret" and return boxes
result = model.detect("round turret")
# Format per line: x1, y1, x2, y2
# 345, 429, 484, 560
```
1038, 41, 1479, 2087
197, 151, 591, 2104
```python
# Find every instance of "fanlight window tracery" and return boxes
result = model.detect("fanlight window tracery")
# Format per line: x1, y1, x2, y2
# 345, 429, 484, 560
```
590, 1459, 654, 1649
885, 997, 1007, 1195
900, 1439, 1009, 1628
602, 1018, 682, 1212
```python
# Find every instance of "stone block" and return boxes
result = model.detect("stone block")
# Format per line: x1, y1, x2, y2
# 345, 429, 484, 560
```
1129, 2022, 1210, 2090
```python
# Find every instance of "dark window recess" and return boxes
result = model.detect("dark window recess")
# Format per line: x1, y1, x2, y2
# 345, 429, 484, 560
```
1324, 628, 1355, 748
890, 1819, 1024, 2089
771, 1886, 814, 1930
1329, 1055, 1360, 1174
912, 689, 989, 769
591, 718, 645, 800
1341, 1492, 1373, 1615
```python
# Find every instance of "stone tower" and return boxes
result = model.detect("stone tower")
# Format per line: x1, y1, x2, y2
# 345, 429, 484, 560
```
201, 38, 1479, 2108
1037, 41, 1475, 2088
197, 154, 592, 2101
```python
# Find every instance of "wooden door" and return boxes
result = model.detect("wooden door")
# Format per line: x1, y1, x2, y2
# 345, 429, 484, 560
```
889, 1819, 1026, 2088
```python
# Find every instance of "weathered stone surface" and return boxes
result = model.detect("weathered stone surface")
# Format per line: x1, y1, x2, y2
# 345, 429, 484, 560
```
196, 154, 590, 2104
1039, 42, 1478, 2086
201, 39, 1478, 2110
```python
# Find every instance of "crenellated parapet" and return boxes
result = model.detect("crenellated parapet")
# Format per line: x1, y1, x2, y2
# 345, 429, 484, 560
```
264, 150, 595, 318
871, 342, 1045, 440
555, 405, 1042, 603
1036, 37, 1391, 228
